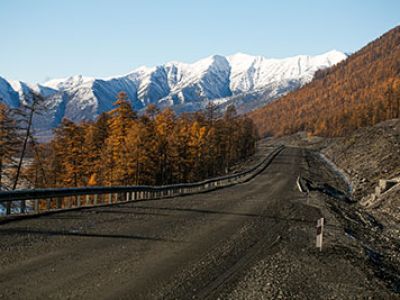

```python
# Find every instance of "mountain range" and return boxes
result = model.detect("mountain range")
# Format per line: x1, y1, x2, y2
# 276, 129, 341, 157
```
0, 50, 346, 134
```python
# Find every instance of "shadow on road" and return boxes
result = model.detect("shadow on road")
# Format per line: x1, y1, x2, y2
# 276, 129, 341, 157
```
0, 227, 182, 243
90, 209, 171, 217
131, 205, 261, 218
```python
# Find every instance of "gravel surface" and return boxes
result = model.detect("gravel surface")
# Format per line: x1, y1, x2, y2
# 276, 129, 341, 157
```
0, 147, 397, 299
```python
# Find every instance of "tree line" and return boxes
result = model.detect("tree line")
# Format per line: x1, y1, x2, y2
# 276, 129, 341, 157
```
0, 92, 44, 191
250, 25, 400, 137
0, 92, 257, 190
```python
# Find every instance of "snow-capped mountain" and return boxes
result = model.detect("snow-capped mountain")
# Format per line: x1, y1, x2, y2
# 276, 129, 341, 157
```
0, 50, 346, 134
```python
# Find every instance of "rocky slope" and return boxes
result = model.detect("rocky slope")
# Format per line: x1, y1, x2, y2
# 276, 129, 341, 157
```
322, 119, 400, 222
266, 119, 400, 293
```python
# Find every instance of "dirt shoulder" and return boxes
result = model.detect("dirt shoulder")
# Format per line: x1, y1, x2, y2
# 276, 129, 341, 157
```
266, 119, 400, 294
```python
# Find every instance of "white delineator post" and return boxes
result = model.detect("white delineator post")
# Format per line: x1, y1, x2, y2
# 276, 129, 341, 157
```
316, 218, 324, 251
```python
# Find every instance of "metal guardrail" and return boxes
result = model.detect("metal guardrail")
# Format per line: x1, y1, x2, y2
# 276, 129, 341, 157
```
0, 145, 284, 218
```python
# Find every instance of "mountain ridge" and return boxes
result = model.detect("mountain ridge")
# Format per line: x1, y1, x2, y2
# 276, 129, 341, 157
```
0, 50, 346, 133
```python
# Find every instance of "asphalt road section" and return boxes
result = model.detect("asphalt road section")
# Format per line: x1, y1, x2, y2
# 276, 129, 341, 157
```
0, 147, 397, 299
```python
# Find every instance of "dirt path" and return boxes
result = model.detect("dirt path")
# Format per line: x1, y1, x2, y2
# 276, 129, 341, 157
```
0, 147, 396, 299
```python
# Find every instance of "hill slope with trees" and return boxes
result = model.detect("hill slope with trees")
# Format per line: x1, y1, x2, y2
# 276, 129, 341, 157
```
250, 26, 400, 137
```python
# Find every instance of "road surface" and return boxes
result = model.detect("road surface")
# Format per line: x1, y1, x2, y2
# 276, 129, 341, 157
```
0, 147, 395, 299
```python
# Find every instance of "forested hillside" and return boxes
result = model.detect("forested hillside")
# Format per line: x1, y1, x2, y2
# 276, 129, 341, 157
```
250, 26, 400, 137
20, 92, 257, 188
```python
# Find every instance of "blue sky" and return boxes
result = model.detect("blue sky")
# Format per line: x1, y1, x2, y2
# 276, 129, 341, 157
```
0, 0, 399, 83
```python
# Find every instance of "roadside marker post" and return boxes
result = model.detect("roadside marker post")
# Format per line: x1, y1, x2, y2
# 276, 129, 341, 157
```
297, 173, 310, 204
316, 218, 324, 251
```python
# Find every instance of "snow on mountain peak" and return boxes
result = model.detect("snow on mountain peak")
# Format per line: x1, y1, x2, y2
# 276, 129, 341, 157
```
1, 50, 347, 132
45, 75, 95, 90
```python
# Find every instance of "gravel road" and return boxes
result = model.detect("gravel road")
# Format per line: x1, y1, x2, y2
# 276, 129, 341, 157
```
0, 147, 397, 299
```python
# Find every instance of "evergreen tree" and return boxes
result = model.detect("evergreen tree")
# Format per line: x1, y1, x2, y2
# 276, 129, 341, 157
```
154, 108, 176, 184
104, 92, 136, 185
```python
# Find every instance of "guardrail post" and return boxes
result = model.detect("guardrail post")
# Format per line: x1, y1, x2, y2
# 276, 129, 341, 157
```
86, 194, 90, 205
56, 197, 62, 209
35, 200, 39, 213
21, 200, 26, 214
77, 195, 81, 207
47, 198, 51, 210
94, 194, 98, 205
6, 202, 11, 215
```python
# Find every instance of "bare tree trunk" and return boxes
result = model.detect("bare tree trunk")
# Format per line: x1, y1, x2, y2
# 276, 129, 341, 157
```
0, 158, 11, 214
12, 104, 34, 190
12, 93, 45, 190
135, 143, 140, 185
31, 136, 48, 185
